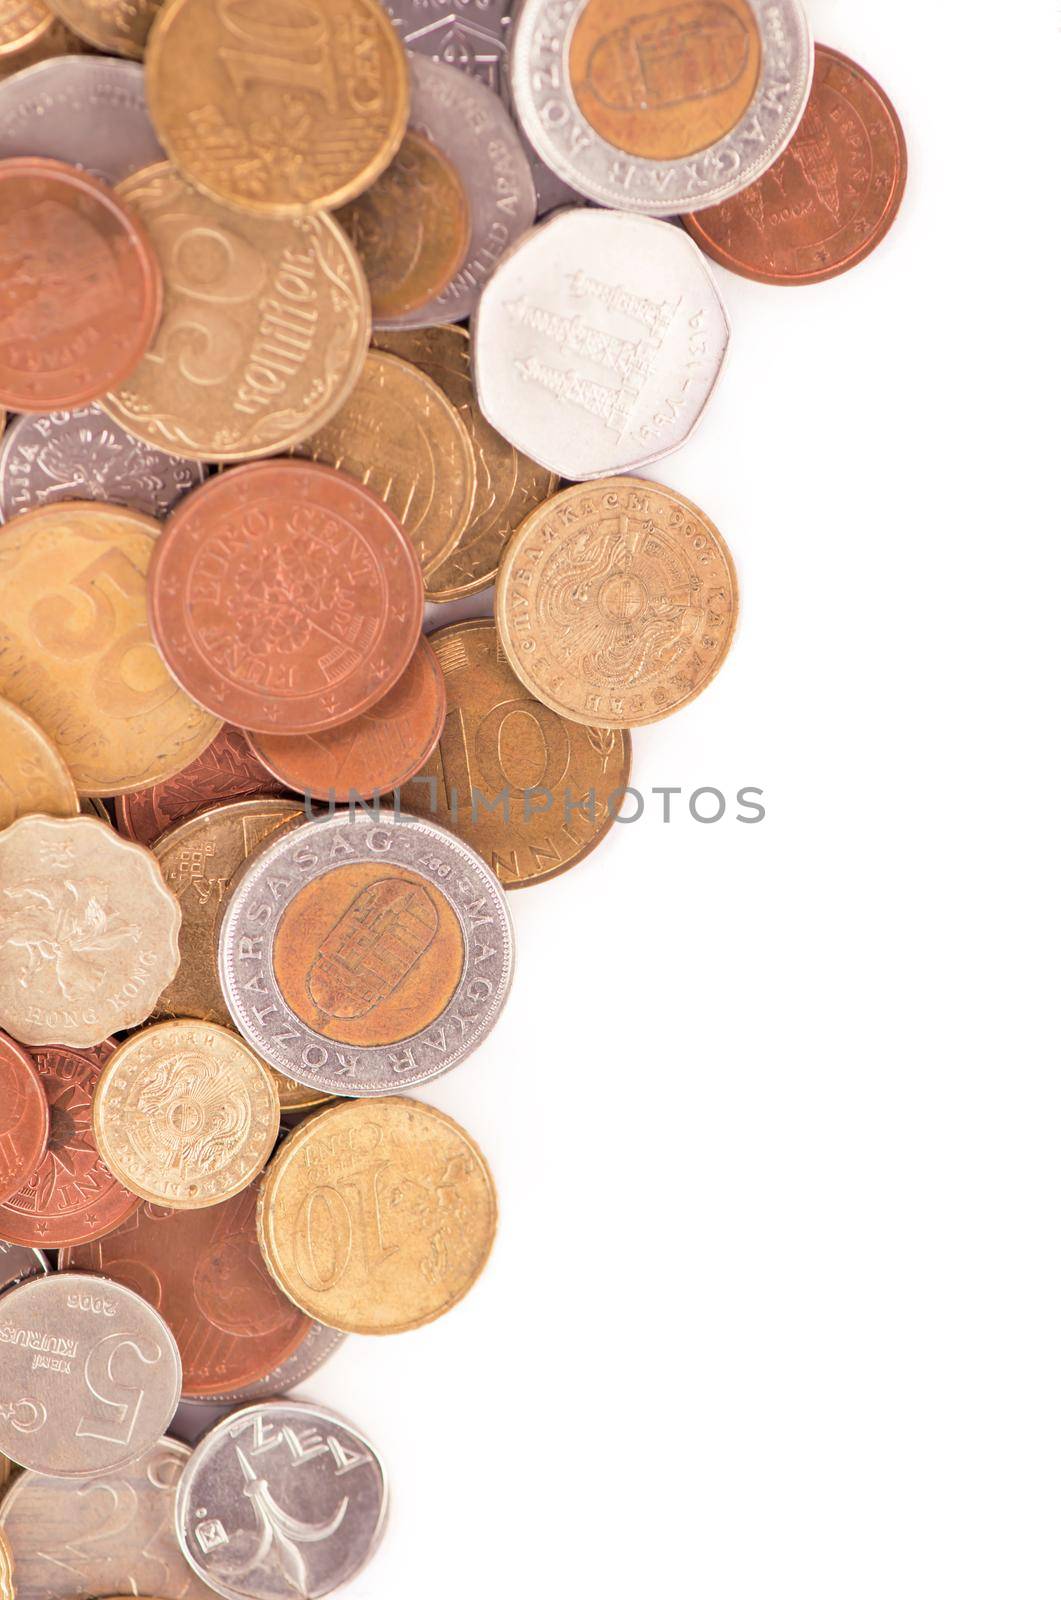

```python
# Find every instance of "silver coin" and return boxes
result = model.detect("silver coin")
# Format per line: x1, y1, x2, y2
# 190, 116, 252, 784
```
182, 1321, 347, 1408
472, 206, 730, 479
0, 57, 164, 184
0, 1272, 182, 1478
0, 1242, 48, 1296
175, 1401, 387, 1600
0, 406, 207, 524
218, 808, 515, 1096
510, 0, 813, 214
371, 56, 536, 329
0, 1435, 219, 1600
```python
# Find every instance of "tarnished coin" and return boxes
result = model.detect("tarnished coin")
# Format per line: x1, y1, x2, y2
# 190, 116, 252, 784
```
0, 1435, 219, 1600
147, 460, 424, 733
116, 725, 288, 847
0, 0, 51, 57
0, 1240, 48, 1294
497, 477, 738, 727
298, 351, 476, 577
375, 324, 557, 601
472, 208, 730, 480
62, 1181, 311, 1397
219, 809, 514, 1096
146, 0, 408, 216
50, 0, 160, 57
0, 815, 181, 1047
0, 17, 90, 81
248, 636, 445, 802
258, 1096, 497, 1333
0, 1033, 48, 1204
0, 57, 164, 181
176, 1402, 386, 1599
682, 44, 908, 285
93, 1020, 281, 1210
0, 1272, 181, 1476
0, 502, 221, 796
0, 699, 78, 828
182, 1318, 345, 1407
103, 162, 370, 463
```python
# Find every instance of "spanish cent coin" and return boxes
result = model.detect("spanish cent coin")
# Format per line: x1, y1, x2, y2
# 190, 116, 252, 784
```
218, 808, 514, 1096
175, 1401, 387, 1600
0, 1272, 181, 1477
0, 1240, 47, 1294
0, 56, 163, 183
510, 0, 812, 214
181, 1320, 346, 1407
472, 206, 730, 479
0, 405, 205, 522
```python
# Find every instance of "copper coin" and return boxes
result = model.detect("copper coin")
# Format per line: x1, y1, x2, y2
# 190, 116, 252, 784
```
681, 45, 908, 285
115, 724, 290, 846
247, 636, 446, 802
0, 1032, 48, 1204
147, 461, 424, 734
0, 1038, 140, 1247
0, 157, 162, 411
61, 1179, 310, 1397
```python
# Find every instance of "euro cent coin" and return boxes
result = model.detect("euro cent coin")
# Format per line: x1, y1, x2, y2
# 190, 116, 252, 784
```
0, 1032, 48, 1203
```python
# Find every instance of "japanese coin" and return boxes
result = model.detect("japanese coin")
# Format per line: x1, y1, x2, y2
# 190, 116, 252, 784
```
472, 208, 730, 480
50, 0, 160, 57
0, 1273, 181, 1476
93, 1020, 281, 1210
219, 808, 514, 1096
0, 1240, 48, 1293
0, 699, 78, 828
182, 1318, 345, 1407
116, 725, 288, 847
0, 57, 164, 180
0, 815, 181, 1047
145, 0, 408, 215
0, 1033, 48, 1203
0, 0, 51, 58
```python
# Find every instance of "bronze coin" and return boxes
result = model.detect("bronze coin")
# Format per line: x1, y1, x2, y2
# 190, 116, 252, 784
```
0, 158, 162, 411
0, 1032, 48, 1204
147, 460, 424, 734
115, 724, 290, 846
0, 0, 52, 57
247, 636, 446, 802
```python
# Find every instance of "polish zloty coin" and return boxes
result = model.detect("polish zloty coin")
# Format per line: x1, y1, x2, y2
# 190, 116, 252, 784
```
0, 57, 163, 181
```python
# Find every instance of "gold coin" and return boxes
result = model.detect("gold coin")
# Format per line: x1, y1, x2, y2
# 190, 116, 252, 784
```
145, 0, 408, 217
0, 0, 51, 55
93, 1018, 281, 1209
48, 0, 160, 55
496, 477, 738, 728
0, 1526, 11, 1600
0, 15, 88, 75
102, 163, 370, 464
0, 813, 181, 1047
257, 1096, 497, 1334
404, 620, 631, 887
0, 698, 79, 829
337, 130, 471, 321
299, 350, 476, 577
0, 500, 220, 795
374, 326, 557, 602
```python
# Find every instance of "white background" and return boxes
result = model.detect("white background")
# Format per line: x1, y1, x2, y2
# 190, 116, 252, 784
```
262, 3, 1060, 1595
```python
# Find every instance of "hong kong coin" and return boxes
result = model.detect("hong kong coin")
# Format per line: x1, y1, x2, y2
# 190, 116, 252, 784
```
0, 0, 51, 57
682, 44, 908, 285
0, 1435, 219, 1600
93, 1020, 281, 1210
472, 208, 730, 479
182, 1319, 346, 1408
0, 1034, 48, 1204
0, 1241, 47, 1294
103, 163, 370, 463
146, 0, 408, 216
219, 809, 514, 1096
0, 816, 181, 1047
50, 0, 159, 57
0, 700, 77, 830
511, 0, 812, 213
258, 1096, 498, 1332
0, 58, 164, 180
116, 725, 288, 848
0, 1272, 181, 1476
497, 477, 738, 727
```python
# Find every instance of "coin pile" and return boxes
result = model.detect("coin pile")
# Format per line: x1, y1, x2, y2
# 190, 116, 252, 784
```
0, 0, 906, 1589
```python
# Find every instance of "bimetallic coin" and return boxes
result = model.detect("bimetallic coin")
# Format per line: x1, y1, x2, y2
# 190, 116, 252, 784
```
0, 816, 181, 1047
0, 1033, 48, 1204
0, 699, 78, 828
0, 1240, 48, 1294
50, 0, 160, 58
0, 58, 164, 181
93, 1020, 281, 1210
0, 1273, 181, 1476
116, 725, 288, 847
182, 1318, 345, 1407
0, 0, 50, 56
472, 208, 730, 480
219, 809, 514, 1096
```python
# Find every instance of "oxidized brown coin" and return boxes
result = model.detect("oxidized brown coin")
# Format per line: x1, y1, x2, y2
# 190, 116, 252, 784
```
338, 130, 471, 320
0, 158, 162, 412
682, 45, 908, 284
497, 478, 738, 728
0, 1032, 48, 1204
299, 350, 476, 578
0, 1037, 141, 1247
115, 724, 289, 846
247, 636, 445, 802
145, 0, 409, 216
62, 1181, 311, 1396
405, 620, 631, 887
49, 0, 160, 57
148, 460, 424, 733
375, 326, 558, 602
0, 698, 78, 829
0, 0, 50, 54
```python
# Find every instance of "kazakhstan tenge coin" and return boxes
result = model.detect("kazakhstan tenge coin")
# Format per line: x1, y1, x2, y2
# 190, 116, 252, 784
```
472, 208, 730, 480
0, 57, 164, 180
219, 809, 514, 1096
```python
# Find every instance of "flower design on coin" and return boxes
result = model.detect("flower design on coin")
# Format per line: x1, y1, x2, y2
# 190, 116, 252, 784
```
3, 874, 140, 1002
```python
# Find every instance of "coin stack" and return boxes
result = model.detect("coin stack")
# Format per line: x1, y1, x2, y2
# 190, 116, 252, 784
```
0, 0, 906, 1590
